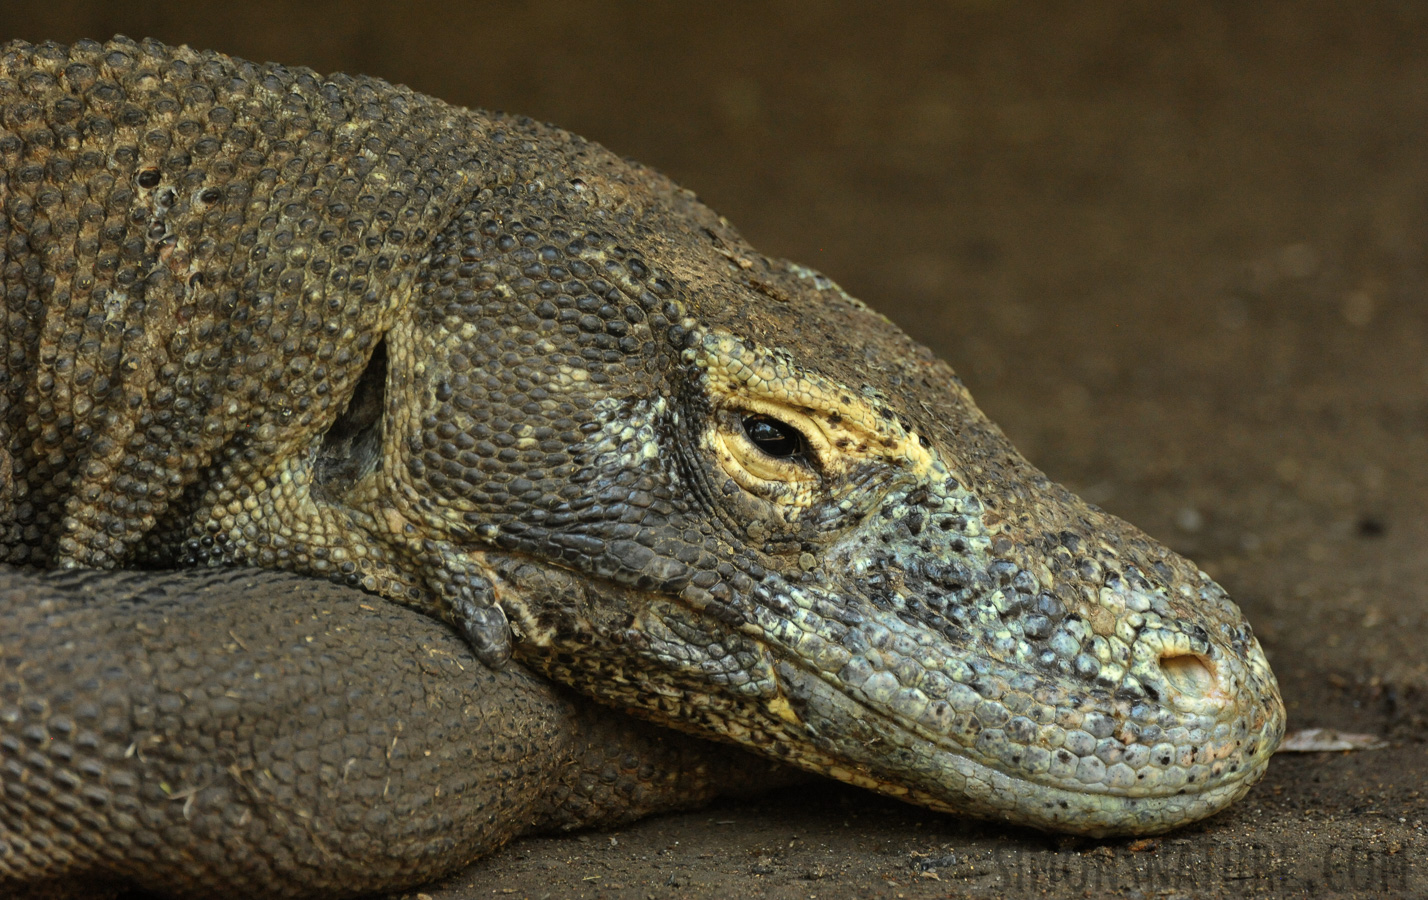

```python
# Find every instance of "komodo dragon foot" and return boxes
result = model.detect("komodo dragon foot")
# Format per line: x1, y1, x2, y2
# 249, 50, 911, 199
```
0, 567, 793, 898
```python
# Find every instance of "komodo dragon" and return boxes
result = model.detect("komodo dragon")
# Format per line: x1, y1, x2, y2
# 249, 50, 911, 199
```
0, 37, 1285, 898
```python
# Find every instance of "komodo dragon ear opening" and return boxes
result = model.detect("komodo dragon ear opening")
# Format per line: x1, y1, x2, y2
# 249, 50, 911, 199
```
315, 339, 388, 493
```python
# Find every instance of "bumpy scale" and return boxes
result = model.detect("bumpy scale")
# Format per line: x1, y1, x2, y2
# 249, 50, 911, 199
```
0, 567, 792, 898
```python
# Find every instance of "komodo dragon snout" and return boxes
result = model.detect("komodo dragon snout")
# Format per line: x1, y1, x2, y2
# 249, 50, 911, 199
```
287, 180, 1283, 835
0, 37, 1283, 842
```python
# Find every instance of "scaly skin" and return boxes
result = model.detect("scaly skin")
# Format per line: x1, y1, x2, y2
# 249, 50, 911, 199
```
1, 36, 1284, 896
0, 566, 792, 899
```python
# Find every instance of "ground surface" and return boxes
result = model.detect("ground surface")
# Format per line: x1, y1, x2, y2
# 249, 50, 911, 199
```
6, 1, 1427, 897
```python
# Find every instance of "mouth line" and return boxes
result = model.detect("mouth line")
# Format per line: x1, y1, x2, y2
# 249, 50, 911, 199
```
776, 645, 1274, 804
901, 743, 1269, 836
771, 651, 1278, 836
755, 578, 1279, 805
481, 546, 1273, 815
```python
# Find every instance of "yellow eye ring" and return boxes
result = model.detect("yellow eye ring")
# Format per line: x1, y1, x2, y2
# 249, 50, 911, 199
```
711, 401, 829, 495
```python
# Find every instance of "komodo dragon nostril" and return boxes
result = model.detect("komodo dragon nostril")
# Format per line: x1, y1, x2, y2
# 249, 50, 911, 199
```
1159, 652, 1218, 698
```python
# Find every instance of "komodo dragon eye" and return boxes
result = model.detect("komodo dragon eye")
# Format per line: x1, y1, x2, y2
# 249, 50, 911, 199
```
711, 403, 826, 501
742, 414, 809, 460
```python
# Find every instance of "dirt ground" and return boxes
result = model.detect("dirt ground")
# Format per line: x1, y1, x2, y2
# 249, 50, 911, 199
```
5, 1, 1426, 897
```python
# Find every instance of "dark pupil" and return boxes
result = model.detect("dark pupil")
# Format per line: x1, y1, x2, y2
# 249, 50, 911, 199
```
742, 414, 806, 459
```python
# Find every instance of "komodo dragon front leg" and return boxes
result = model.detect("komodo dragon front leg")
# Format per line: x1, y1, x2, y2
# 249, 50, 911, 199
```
2, 35, 1285, 898
0, 566, 791, 899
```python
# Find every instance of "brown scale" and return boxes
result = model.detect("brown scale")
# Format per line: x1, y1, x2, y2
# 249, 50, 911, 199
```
1, 38, 487, 576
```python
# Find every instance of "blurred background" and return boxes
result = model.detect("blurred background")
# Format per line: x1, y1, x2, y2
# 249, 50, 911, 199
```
4, 3, 1426, 895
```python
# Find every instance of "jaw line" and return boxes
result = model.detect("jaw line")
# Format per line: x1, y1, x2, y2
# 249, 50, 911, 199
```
771, 660, 1274, 836
479, 546, 1272, 834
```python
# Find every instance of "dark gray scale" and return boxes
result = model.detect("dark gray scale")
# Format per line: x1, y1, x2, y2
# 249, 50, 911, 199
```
0, 37, 488, 571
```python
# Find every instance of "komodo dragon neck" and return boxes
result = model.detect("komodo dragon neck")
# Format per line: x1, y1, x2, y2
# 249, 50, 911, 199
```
1, 35, 1283, 895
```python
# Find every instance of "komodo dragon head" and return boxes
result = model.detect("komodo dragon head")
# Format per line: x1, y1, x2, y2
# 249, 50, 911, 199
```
247, 117, 1283, 836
